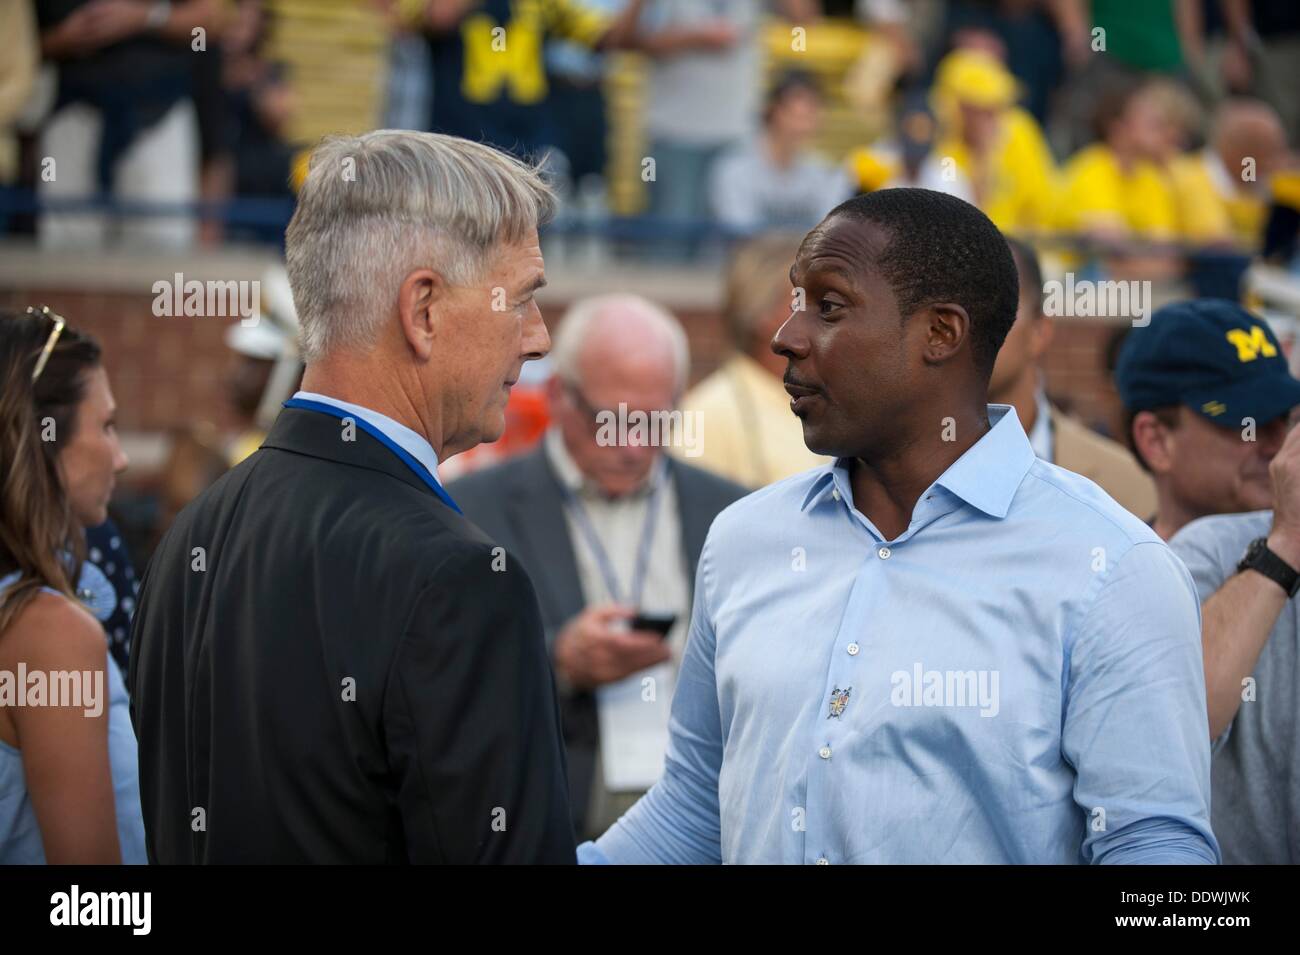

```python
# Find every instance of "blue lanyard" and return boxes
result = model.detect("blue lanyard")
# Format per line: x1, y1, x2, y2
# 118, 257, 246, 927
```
282, 397, 462, 515
561, 474, 662, 608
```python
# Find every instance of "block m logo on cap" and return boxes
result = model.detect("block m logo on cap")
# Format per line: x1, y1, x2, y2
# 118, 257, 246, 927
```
1226, 326, 1278, 362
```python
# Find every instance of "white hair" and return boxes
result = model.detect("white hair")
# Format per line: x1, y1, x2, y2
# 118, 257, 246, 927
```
551, 294, 691, 396
286, 130, 556, 362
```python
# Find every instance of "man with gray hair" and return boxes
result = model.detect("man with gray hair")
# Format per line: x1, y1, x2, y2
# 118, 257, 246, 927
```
130, 130, 575, 863
450, 294, 746, 840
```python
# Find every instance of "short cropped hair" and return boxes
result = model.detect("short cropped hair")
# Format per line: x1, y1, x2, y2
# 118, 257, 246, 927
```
823, 188, 1020, 375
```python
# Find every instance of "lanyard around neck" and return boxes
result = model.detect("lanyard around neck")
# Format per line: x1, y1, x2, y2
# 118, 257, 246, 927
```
282, 397, 462, 515
561, 473, 664, 608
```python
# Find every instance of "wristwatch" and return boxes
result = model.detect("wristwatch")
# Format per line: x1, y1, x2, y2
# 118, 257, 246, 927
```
1237, 537, 1300, 597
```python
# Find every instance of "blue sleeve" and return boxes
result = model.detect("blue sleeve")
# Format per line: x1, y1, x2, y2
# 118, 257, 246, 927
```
583, 535, 725, 864
1062, 541, 1220, 864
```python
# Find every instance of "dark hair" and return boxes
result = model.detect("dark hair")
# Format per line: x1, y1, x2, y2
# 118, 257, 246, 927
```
824, 188, 1020, 375
1123, 405, 1182, 473
764, 70, 821, 124
1004, 237, 1043, 314
0, 308, 103, 635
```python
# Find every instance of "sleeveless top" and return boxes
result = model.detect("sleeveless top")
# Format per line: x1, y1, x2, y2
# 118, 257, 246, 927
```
0, 569, 147, 863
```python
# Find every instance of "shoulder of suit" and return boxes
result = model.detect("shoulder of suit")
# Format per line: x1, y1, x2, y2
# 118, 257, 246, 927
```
183, 441, 489, 553
445, 447, 547, 499
1051, 406, 1141, 472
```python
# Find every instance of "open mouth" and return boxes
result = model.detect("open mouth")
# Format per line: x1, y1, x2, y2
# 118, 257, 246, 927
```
784, 380, 825, 413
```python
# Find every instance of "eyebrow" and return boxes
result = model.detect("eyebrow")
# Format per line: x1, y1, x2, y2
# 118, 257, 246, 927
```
806, 262, 857, 281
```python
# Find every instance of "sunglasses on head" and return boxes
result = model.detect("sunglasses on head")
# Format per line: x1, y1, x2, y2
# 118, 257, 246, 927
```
25, 306, 66, 383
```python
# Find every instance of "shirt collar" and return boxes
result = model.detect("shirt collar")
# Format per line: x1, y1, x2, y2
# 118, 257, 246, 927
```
800, 404, 1036, 520
291, 390, 441, 480
544, 427, 664, 501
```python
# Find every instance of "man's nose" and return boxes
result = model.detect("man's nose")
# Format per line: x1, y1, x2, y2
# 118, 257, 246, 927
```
771, 310, 807, 360
523, 305, 550, 360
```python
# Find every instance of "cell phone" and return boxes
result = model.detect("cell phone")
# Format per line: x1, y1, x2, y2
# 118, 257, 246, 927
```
629, 611, 677, 639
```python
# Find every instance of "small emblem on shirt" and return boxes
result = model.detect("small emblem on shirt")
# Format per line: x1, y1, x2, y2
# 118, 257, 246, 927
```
828, 686, 852, 719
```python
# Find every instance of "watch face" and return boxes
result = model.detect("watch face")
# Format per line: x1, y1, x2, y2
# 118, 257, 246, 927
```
1246, 538, 1267, 562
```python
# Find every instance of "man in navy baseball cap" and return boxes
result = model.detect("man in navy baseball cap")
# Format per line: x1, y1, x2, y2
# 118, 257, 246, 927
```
1116, 298, 1300, 539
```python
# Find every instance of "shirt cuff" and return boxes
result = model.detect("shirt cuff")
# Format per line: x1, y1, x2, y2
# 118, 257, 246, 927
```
577, 840, 612, 865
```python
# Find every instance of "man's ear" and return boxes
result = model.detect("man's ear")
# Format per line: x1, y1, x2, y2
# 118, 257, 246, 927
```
921, 303, 970, 365
1132, 410, 1173, 475
1031, 315, 1054, 360
396, 267, 447, 361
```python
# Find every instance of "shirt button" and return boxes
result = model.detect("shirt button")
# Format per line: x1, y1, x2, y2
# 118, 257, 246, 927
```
847, 643, 860, 656
818, 745, 831, 759
816, 857, 830, 865
878, 546, 891, 559
831, 488, 840, 501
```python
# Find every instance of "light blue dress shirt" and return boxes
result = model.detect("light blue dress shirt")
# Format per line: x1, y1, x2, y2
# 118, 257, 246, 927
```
580, 405, 1219, 864
291, 391, 441, 479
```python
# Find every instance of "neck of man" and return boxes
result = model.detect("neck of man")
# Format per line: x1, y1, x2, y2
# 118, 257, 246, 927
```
300, 356, 444, 458
848, 403, 991, 541
989, 366, 1039, 437
1150, 484, 1197, 542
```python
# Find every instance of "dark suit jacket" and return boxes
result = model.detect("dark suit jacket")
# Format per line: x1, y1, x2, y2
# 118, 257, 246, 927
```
128, 407, 574, 863
448, 446, 746, 835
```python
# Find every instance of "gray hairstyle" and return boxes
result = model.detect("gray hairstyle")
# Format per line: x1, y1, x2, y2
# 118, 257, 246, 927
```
551, 294, 691, 396
286, 130, 557, 362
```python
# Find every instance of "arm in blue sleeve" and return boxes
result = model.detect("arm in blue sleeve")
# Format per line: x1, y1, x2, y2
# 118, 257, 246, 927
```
1062, 541, 1221, 864
581, 537, 725, 864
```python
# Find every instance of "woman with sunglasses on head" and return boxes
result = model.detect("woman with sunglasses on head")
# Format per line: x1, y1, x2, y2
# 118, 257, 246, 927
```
0, 307, 145, 863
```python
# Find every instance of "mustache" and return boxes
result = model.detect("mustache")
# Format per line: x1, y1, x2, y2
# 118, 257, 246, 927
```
783, 372, 825, 394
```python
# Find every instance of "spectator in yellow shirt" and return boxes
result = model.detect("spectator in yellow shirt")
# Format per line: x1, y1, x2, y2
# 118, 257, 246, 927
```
675, 232, 829, 488
927, 48, 1058, 236
1170, 99, 1290, 251
1057, 81, 1180, 245
844, 49, 1057, 236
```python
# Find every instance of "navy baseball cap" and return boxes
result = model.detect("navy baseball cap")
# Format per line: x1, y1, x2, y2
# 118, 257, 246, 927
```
1115, 299, 1300, 426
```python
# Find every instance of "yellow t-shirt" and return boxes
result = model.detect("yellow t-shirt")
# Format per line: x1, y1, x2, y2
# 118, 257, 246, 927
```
1167, 153, 1234, 245
1057, 143, 1178, 241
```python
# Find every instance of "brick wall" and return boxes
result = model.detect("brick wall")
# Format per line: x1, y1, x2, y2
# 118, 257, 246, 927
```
0, 288, 243, 436
1, 284, 1133, 449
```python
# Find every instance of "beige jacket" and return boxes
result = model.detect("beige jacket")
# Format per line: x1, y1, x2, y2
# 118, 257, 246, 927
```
1051, 404, 1156, 521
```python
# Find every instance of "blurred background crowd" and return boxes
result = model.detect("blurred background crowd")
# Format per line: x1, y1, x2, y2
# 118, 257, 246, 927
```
1, 0, 1296, 532
2, 0, 1300, 858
